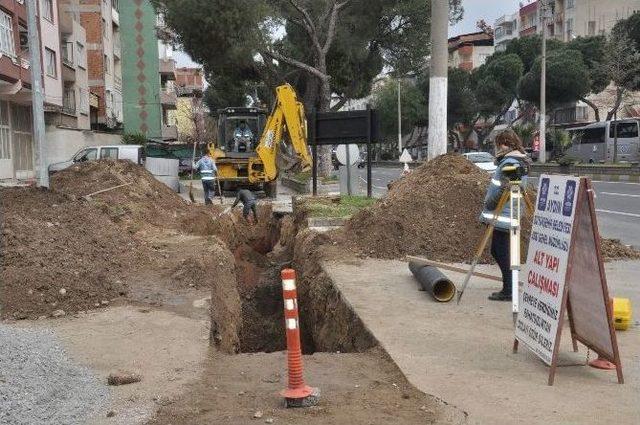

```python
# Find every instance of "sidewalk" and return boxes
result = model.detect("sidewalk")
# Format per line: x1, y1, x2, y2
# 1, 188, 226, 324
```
323, 258, 640, 425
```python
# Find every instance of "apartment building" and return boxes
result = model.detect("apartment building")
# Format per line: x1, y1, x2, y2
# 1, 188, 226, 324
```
171, 67, 205, 143
49, 0, 90, 129
79, 0, 122, 131
448, 31, 494, 71
494, 12, 519, 52
120, 0, 164, 140
545, 0, 640, 42
156, 10, 177, 141
0, 0, 33, 180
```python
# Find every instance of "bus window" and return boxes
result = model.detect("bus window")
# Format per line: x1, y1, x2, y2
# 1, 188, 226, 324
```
581, 127, 606, 144
609, 122, 639, 139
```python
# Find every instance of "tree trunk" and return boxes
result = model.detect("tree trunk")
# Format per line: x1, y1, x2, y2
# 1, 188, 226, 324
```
606, 88, 624, 121
580, 97, 600, 122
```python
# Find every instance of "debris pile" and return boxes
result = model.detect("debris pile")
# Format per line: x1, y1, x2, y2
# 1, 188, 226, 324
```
0, 187, 145, 319
346, 154, 492, 262
51, 160, 188, 229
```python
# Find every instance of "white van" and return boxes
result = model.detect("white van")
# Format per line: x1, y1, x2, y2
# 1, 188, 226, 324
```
48, 145, 144, 173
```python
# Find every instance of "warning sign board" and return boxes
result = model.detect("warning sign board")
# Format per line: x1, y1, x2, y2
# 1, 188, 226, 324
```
515, 174, 623, 386
516, 175, 578, 365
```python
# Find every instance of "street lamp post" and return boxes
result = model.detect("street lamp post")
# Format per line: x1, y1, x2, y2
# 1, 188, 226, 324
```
539, 0, 549, 163
398, 79, 402, 154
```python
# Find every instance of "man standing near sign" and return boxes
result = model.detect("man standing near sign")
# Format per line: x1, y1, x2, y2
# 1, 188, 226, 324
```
479, 130, 530, 301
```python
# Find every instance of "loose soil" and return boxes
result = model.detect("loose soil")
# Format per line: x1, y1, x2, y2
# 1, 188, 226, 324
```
148, 349, 464, 425
344, 154, 639, 263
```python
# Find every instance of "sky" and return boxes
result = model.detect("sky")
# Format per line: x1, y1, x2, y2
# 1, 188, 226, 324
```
449, 0, 524, 36
174, 0, 529, 67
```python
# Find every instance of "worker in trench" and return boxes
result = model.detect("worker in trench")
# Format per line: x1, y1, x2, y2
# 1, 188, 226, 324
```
479, 130, 530, 302
232, 189, 259, 224
194, 151, 218, 205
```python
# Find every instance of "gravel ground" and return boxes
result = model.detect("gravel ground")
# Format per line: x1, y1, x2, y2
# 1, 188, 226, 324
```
0, 324, 109, 425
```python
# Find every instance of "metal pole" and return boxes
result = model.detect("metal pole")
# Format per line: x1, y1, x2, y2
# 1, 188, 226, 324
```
346, 146, 352, 196
613, 110, 618, 163
27, 0, 49, 187
427, 0, 448, 160
539, 0, 547, 163
366, 109, 372, 198
397, 79, 402, 154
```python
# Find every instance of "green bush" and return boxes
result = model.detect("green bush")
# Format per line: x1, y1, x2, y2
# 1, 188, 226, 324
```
557, 155, 580, 166
122, 132, 147, 145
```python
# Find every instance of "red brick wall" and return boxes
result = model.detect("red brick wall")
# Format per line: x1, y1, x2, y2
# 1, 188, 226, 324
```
80, 2, 106, 119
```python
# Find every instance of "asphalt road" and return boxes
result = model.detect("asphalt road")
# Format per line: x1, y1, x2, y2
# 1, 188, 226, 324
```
358, 166, 640, 248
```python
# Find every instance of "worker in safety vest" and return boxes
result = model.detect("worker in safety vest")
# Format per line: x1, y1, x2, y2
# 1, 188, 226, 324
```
232, 189, 258, 223
479, 130, 530, 302
194, 152, 218, 205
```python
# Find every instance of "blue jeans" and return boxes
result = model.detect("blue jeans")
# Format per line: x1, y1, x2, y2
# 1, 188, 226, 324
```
491, 230, 512, 296
202, 179, 216, 204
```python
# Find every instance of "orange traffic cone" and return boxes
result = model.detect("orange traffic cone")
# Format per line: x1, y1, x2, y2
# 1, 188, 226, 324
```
280, 269, 320, 408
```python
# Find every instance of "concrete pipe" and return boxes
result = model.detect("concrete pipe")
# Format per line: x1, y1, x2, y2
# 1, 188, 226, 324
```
409, 262, 456, 303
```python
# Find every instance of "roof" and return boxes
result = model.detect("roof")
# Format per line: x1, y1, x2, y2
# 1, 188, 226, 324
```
448, 31, 494, 50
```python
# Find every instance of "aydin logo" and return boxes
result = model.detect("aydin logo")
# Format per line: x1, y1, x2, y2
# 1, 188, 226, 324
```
562, 181, 576, 217
538, 178, 550, 211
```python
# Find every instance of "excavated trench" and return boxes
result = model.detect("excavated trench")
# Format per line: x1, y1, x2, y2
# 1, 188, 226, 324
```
208, 209, 376, 356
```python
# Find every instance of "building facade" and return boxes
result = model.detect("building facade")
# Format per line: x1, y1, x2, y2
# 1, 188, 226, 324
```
120, 0, 163, 140
0, 0, 34, 180
49, 0, 90, 129
448, 31, 494, 71
79, 0, 122, 131
170, 67, 205, 143
494, 12, 519, 52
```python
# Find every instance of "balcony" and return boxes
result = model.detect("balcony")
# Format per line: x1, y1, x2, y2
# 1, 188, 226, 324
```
112, 7, 119, 26
161, 90, 177, 109
114, 76, 122, 92
62, 65, 76, 82
159, 58, 176, 80
60, 9, 74, 35
113, 37, 121, 59
162, 125, 179, 140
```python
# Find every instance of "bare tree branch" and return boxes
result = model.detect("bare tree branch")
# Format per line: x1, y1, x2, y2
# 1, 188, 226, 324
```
323, 1, 348, 55
261, 49, 328, 81
287, 0, 323, 56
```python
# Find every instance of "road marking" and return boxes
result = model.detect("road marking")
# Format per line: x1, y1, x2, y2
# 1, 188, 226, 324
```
596, 209, 640, 218
592, 180, 640, 186
599, 192, 640, 198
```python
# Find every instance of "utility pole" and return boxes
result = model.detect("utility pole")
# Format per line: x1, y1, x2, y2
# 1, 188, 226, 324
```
427, 0, 448, 160
26, 0, 48, 187
539, 0, 548, 163
397, 79, 402, 154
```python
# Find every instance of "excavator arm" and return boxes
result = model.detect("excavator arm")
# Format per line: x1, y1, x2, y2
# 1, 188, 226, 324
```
255, 84, 312, 181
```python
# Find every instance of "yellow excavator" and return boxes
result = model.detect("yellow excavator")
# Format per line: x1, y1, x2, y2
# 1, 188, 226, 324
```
208, 84, 312, 198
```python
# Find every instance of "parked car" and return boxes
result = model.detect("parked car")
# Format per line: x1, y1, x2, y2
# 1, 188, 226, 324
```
462, 151, 497, 173
48, 145, 144, 173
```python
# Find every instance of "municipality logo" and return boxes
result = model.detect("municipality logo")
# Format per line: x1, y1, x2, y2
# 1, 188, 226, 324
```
538, 178, 550, 211
563, 181, 576, 216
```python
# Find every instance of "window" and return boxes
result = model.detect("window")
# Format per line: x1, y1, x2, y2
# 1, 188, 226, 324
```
112, 0, 119, 11
76, 42, 85, 68
45, 48, 57, 78
609, 122, 639, 139
43, 0, 54, 22
580, 128, 606, 144
63, 87, 76, 114
0, 101, 10, 160
566, 18, 574, 40
62, 42, 74, 66
567, 0, 575, 8
74, 148, 97, 162
100, 147, 118, 159
102, 18, 107, 39
18, 22, 28, 54
588, 21, 596, 36
0, 10, 16, 56
104, 54, 110, 74
79, 88, 89, 115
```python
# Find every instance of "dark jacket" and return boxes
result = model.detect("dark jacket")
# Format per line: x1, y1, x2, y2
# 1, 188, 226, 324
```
479, 150, 529, 232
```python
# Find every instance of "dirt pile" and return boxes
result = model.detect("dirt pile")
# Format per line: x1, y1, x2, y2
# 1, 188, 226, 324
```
0, 187, 148, 319
346, 154, 492, 262
51, 160, 189, 230
601, 239, 640, 261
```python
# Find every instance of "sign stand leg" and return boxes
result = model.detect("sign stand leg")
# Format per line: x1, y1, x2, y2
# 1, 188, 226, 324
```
566, 298, 579, 352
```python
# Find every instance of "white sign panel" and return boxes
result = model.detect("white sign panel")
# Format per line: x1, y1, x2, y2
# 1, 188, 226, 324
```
516, 174, 580, 365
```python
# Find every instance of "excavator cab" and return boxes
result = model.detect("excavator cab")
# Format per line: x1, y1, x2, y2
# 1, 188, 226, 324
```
216, 108, 267, 156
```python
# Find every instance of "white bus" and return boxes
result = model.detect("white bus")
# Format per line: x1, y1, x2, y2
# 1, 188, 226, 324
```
566, 120, 640, 163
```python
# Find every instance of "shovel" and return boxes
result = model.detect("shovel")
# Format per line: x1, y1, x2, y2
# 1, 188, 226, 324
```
188, 141, 198, 203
